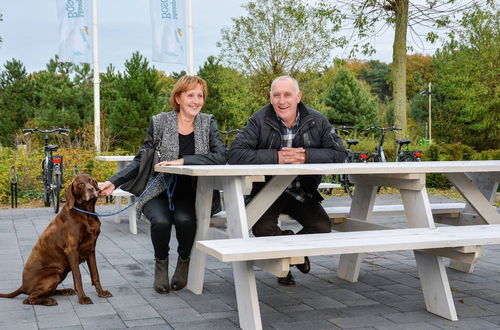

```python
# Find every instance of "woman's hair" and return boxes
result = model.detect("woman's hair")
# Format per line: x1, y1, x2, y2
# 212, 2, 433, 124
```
170, 75, 208, 112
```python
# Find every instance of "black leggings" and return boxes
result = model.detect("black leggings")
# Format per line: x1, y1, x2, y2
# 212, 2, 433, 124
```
142, 190, 196, 260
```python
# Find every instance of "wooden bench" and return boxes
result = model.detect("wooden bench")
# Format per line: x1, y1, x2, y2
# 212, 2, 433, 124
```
197, 224, 500, 329
210, 202, 466, 226
102, 187, 138, 235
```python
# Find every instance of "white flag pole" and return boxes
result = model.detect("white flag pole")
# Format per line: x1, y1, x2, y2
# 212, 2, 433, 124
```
186, 0, 194, 75
92, 0, 101, 152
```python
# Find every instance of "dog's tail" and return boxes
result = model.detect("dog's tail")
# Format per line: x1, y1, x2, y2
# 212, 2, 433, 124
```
0, 286, 23, 298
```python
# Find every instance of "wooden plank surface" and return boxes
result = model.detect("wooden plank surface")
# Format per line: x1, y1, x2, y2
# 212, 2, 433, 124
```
96, 155, 134, 162
211, 203, 466, 222
155, 161, 500, 177
196, 224, 500, 262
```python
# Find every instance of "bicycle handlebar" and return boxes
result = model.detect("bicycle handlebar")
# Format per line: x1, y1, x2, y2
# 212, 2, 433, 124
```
364, 126, 401, 132
23, 128, 71, 135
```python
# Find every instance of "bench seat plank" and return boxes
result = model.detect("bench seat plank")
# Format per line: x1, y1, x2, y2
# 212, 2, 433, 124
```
197, 224, 500, 262
211, 202, 466, 222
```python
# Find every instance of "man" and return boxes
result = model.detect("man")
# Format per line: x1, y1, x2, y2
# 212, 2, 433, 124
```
228, 76, 347, 286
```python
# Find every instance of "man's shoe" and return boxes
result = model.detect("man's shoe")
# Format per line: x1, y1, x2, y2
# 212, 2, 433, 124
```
295, 256, 310, 274
277, 271, 295, 287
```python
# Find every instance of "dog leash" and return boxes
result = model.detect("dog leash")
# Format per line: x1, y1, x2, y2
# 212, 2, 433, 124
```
73, 173, 164, 217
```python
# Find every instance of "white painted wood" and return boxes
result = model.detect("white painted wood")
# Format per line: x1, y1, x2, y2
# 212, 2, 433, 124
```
400, 188, 457, 320
155, 160, 500, 177
349, 174, 425, 190
187, 176, 214, 294
421, 247, 480, 264
221, 176, 263, 329
95, 155, 134, 162
449, 259, 476, 273
113, 194, 122, 224
232, 261, 262, 330
446, 173, 500, 224
222, 176, 250, 239
108, 189, 137, 234
253, 258, 304, 277
245, 175, 295, 229
211, 203, 467, 224
414, 251, 458, 320
128, 205, 137, 235
337, 184, 378, 282
401, 188, 435, 228
196, 225, 500, 262
318, 182, 342, 189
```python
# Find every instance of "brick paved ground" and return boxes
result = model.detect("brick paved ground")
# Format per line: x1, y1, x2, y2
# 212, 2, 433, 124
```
1, 194, 500, 329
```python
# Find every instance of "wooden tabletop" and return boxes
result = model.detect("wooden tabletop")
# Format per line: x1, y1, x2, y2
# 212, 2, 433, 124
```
155, 160, 500, 177
96, 155, 134, 162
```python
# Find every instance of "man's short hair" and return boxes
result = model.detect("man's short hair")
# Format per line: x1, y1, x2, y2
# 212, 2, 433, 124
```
270, 76, 300, 95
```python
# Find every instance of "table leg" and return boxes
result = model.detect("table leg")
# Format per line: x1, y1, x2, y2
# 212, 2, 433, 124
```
337, 184, 378, 282
113, 196, 122, 224
401, 188, 458, 321
445, 172, 500, 224
223, 176, 262, 330
187, 176, 214, 294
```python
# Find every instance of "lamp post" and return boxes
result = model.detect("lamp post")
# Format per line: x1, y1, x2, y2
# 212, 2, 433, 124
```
419, 83, 432, 144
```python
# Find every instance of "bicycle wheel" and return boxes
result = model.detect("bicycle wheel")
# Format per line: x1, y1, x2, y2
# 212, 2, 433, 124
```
51, 173, 61, 213
42, 160, 50, 207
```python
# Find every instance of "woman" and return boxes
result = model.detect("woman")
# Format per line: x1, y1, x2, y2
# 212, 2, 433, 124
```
100, 75, 226, 294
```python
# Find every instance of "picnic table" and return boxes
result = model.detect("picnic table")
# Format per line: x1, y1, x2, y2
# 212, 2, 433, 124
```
155, 160, 500, 330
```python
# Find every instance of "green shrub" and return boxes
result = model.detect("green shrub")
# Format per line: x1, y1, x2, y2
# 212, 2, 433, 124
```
0, 147, 119, 204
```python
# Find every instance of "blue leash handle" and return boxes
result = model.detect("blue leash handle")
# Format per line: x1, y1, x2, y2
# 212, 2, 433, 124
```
161, 174, 177, 211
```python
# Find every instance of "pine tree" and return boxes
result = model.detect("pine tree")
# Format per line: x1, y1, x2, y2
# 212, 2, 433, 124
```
323, 67, 379, 130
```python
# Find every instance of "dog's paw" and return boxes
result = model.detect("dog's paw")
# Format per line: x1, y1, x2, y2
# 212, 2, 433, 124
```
98, 290, 112, 298
55, 288, 76, 296
44, 298, 58, 306
78, 296, 93, 305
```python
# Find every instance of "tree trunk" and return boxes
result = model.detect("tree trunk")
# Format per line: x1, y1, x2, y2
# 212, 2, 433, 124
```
391, 0, 408, 136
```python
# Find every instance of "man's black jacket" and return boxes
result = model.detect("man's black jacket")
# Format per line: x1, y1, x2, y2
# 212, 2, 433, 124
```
228, 102, 347, 201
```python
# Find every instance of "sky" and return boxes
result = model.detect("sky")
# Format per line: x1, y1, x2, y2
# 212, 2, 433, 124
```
0, 0, 441, 74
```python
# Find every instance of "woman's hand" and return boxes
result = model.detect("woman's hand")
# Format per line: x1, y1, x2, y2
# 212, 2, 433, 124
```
157, 158, 184, 166
99, 181, 115, 197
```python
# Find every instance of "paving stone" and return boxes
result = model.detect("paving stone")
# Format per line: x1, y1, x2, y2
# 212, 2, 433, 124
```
36, 311, 81, 329
158, 307, 205, 323
123, 317, 168, 328
2, 201, 500, 329
170, 318, 239, 329
79, 314, 127, 329
116, 304, 161, 321
271, 319, 340, 330
429, 317, 500, 329
328, 315, 396, 328
373, 322, 441, 330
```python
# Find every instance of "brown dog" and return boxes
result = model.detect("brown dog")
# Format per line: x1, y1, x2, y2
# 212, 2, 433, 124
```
0, 174, 112, 305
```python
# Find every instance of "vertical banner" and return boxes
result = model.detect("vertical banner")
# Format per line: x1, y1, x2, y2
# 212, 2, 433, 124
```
150, 0, 187, 64
57, 0, 92, 63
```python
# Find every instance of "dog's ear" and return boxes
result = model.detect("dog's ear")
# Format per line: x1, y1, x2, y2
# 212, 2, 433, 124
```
92, 178, 101, 192
65, 180, 75, 209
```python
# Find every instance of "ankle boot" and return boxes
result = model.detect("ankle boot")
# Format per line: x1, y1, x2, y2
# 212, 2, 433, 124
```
154, 258, 169, 294
171, 256, 190, 291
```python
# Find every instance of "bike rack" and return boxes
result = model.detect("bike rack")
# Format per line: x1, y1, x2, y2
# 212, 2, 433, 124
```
9, 166, 18, 208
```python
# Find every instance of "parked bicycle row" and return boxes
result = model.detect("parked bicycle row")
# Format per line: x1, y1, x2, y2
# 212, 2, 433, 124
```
332, 125, 422, 197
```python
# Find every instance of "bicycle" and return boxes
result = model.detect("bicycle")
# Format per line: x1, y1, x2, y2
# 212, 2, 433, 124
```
396, 138, 422, 162
23, 128, 70, 213
334, 126, 370, 197
219, 129, 241, 149
364, 126, 402, 162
